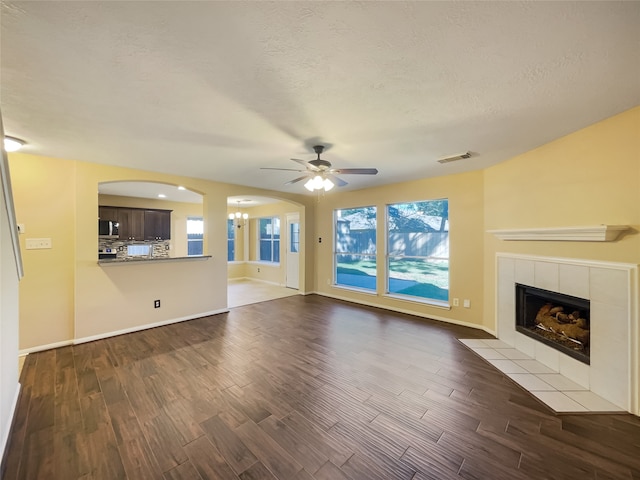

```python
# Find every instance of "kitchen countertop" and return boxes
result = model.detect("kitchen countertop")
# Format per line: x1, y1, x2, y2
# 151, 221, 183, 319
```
98, 255, 212, 265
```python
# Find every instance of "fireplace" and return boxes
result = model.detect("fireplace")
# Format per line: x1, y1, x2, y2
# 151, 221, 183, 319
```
515, 283, 590, 365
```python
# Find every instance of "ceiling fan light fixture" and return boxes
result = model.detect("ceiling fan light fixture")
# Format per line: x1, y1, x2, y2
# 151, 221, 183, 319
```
323, 178, 335, 191
4, 136, 25, 152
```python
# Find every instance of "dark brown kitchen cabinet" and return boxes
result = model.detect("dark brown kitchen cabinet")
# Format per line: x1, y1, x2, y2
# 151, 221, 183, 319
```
98, 206, 119, 223
99, 206, 171, 241
144, 209, 171, 240
118, 208, 145, 241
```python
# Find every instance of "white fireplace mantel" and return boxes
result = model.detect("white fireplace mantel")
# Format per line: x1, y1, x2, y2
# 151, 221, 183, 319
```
488, 225, 629, 242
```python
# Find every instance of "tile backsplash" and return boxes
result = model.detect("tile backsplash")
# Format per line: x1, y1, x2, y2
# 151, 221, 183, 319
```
98, 239, 171, 259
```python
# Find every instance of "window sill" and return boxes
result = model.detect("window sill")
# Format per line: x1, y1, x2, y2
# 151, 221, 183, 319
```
333, 284, 378, 296
247, 260, 281, 266
384, 293, 451, 310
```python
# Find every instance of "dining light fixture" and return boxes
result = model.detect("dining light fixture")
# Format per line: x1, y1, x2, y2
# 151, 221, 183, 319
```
4, 136, 25, 152
304, 175, 334, 192
228, 200, 249, 228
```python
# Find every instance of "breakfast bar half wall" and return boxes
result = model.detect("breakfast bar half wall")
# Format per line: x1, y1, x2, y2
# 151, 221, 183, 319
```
74, 254, 226, 344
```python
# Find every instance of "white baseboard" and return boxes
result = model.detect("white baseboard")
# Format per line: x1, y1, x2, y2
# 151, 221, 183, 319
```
18, 309, 229, 354
19, 339, 73, 355
1, 383, 21, 464
317, 291, 495, 336
74, 308, 229, 345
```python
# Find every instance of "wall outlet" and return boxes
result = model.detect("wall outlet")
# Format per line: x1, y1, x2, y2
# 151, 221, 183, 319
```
326, 278, 331, 285
257, 267, 261, 273
25, 238, 52, 249
453, 298, 459, 307
154, 299, 161, 308
463, 299, 471, 308
17, 223, 25, 234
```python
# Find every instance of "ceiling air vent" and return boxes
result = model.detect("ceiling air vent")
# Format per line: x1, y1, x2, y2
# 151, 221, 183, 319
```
437, 152, 472, 164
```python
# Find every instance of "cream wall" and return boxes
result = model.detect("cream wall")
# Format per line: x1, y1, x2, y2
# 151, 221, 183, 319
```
9, 153, 313, 350
10, 155, 76, 348
483, 106, 640, 333
313, 170, 486, 329
99, 193, 203, 257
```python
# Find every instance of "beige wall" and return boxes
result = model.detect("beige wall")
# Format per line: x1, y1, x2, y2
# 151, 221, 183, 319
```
99, 193, 203, 257
10, 155, 76, 348
10, 154, 313, 350
313, 170, 486, 328
482, 105, 640, 332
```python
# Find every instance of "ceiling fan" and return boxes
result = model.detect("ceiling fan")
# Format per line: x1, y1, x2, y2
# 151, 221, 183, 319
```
261, 145, 378, 191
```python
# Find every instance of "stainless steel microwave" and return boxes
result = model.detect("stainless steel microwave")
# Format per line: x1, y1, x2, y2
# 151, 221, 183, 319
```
98, 219, 119, 238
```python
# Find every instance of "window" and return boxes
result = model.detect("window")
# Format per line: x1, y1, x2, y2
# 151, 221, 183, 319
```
187, 216, 204, 256
259, 217, 280, 262
290, 222, 300, 253
227, 219, 235, 261
386, 199, 449, 302
334, 206, 377, 291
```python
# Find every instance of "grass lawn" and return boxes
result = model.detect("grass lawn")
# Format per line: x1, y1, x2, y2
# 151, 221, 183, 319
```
336, 258, 449, 300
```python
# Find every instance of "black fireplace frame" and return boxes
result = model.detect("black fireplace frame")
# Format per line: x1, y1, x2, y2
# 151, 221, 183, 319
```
515, 283, 590, 365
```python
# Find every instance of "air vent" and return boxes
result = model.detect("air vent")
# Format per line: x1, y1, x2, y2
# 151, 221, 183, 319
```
437, 152, 472, 164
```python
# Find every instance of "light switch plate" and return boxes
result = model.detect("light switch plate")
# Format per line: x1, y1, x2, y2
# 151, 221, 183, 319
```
25, 238, 52, 249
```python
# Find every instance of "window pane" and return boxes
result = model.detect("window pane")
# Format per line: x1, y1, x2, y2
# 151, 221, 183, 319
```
260, 218, 272, 239
188, 240, 203, 256
273, 240, 280, 263
335, 207, 377, 254
290, 223, 299, 253
187, 217, 204, 257
259, 240, 272, 261
227, 219, 235, 261
335, 254, 376, 290
386, 199, 449, 302
388, 257, 449, 301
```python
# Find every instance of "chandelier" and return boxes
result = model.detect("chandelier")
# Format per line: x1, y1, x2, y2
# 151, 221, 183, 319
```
228, 200, 249, 228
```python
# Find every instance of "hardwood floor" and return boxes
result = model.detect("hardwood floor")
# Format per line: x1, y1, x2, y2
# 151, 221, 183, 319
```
3, 295, 640, 479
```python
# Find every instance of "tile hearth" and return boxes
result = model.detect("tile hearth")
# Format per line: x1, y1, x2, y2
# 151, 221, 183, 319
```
459, 338, 624, 413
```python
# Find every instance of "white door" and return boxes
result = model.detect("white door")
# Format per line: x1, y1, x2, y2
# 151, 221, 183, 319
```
286, 213, 300, 289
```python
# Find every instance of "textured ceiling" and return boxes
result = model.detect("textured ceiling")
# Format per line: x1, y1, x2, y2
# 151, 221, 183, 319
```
1, 1, 639, 195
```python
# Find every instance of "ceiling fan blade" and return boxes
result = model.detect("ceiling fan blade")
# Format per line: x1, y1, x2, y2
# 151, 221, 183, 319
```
325, 174, 348, 187
291, 158, 321, 171
331, 168, 378, 175
285, 175, 310, 185
260, 167, 307, 172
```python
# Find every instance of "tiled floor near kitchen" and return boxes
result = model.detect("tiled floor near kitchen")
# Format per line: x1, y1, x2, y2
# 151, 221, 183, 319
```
459, 338, 624, 413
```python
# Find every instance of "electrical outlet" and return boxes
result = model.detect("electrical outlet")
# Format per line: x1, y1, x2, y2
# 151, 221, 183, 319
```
326, 278, 330, 285
453, 298, 459, 307
257, 267, 261, 273
17, 223, 25, 234
154, 300, 161, 308
464, 299, 471, 308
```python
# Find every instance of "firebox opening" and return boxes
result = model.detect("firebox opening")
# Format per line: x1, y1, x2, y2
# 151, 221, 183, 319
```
515, 284, 590, 365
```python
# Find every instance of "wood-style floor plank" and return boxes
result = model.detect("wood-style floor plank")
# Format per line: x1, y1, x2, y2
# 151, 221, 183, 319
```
3, 294, 640, 479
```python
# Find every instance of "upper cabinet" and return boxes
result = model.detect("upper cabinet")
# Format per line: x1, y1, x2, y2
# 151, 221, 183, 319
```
99, 206, 171, 241
144, 209, 171, 240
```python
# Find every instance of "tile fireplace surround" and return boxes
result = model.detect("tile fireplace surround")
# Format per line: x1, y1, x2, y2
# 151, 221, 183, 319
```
493, 253, 638, 415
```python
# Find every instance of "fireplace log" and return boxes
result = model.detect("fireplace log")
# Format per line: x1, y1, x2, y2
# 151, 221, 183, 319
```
536, 304, 590, 346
